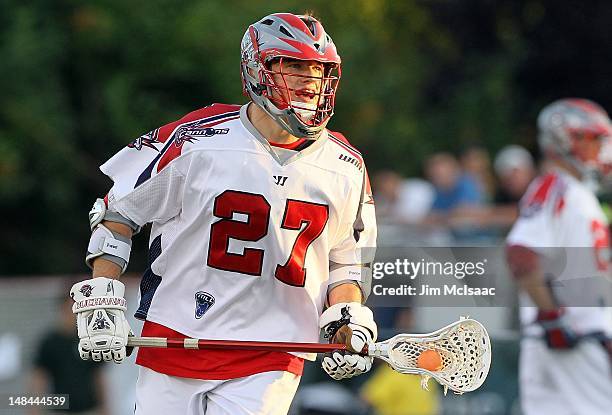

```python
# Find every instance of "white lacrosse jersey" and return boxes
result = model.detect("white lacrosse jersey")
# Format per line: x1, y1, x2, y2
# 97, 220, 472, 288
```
100, 103, 376, 379
506, 169, 612, 336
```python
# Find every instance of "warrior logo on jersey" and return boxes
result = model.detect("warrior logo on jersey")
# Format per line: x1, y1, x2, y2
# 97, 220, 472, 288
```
128, 129, 160, 151
194, 291, 215, 319
273, 175, 288, 186
80, 284, 94, 298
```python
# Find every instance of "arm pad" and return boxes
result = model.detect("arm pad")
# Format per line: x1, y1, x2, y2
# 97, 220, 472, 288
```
328, 262, 372, 301
89, 197, 142, 234
86, 224, 132, 274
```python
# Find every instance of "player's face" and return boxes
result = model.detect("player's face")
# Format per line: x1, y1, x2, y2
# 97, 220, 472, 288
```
269, 59, 324, 106
574, 135, 605, 164
572, 134, 612, 179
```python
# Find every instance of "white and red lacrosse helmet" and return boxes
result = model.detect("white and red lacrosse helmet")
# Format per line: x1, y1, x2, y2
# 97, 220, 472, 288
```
240, 13, 341, 138
538, 98, 612, 183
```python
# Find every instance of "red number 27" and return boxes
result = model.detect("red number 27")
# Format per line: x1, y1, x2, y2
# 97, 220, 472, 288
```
207, 190, 329, 287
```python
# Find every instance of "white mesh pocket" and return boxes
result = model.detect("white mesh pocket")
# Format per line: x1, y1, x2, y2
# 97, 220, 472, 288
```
371, 318, 491, 394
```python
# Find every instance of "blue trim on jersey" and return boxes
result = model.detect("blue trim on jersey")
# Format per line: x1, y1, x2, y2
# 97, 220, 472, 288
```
135, 234, 163, 320
134, 111, 240, 188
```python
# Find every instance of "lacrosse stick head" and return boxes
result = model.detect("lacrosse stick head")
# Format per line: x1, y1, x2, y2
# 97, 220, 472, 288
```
374, 318, 491, 394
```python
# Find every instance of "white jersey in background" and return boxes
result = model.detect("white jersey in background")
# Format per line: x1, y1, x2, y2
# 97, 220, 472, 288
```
507, 169, 612, 336
507, 168, 612, 415
99, 103, 376, 379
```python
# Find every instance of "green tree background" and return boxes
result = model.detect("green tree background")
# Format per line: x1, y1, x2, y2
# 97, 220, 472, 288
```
1, 0, 611, 274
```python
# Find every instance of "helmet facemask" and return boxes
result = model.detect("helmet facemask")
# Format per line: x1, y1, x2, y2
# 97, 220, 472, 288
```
259, 56, 340, 127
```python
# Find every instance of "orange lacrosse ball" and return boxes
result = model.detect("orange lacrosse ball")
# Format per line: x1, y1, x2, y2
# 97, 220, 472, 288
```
417, 349, 443, 371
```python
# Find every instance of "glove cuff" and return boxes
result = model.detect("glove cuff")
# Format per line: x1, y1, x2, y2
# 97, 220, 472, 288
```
70, 277, 127, 313
319, 302, 377, 341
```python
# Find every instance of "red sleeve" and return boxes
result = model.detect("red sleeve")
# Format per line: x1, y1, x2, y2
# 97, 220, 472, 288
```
505, 244, 540, 278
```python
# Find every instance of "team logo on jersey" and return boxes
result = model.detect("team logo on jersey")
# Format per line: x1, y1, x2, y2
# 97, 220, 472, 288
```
174, 128, 229, 148
128, 129, 160, 151
194, 291, 215, 319
183, 128, 229, 138
79, 284, 94, 297
338, 153, 363, 170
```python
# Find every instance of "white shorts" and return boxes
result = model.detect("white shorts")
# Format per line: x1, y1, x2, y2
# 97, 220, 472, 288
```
520, 339, 612, 415
134, 367, 301, 415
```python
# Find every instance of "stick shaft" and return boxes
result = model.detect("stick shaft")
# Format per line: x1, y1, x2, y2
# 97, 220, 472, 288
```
127, 336, 347, 353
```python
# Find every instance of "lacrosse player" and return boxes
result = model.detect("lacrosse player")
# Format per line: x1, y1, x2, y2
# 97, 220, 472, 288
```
69, 12, 377, 415
506, 99, 612, 415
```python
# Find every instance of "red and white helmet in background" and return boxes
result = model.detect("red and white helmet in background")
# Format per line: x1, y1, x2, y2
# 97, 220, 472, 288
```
240, 13, 341, 138
537, 98, 612, 186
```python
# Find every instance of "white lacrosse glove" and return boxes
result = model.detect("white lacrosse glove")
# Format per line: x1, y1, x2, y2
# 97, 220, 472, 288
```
70, 277, 133, 363
321, 351, 373, 381
319, 302, 377, 380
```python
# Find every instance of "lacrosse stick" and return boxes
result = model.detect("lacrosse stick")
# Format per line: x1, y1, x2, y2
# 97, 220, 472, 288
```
127, 317, 491, 394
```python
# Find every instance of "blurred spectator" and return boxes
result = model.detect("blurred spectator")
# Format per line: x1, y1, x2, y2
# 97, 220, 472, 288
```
422, 152, 527, 240
372, 170, 434, 223
372, 170, 402, 218
450, 145, 539, 231
425, 152, 484, 213
460, 146, 496, 201
419, 149, 536, 236
29, 296, 109, 415
493, 145, 536, 204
